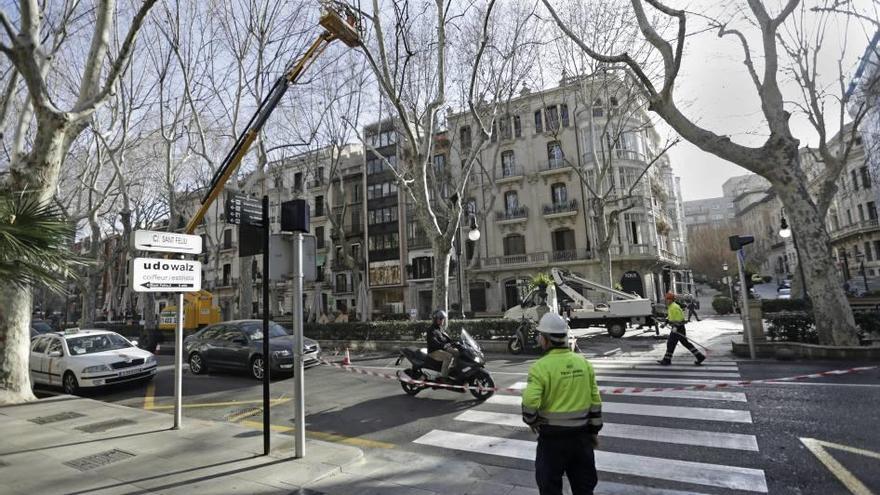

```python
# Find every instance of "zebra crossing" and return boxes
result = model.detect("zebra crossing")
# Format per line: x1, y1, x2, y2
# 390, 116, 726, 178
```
413, 357, 768, 494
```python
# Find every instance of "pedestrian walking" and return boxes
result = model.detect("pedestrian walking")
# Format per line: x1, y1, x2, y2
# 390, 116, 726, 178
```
658, 292, 706, 366
686, 297, 701, 322
522, 313, 603, 495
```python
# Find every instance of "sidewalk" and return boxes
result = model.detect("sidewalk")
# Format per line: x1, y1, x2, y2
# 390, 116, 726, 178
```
0, 395, 362, 494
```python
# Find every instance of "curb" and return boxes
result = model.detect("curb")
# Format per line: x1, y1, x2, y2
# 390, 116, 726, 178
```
731, 341, 880, 360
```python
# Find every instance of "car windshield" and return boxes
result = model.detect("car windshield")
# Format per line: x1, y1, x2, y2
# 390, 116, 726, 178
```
242, 322, 288, 340
67, 333, 132, 355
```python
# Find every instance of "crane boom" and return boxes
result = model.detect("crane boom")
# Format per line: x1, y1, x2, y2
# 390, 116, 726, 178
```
185, 6, 360, 235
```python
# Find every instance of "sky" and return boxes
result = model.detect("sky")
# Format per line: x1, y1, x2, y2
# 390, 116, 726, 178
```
658, 2, 877, 201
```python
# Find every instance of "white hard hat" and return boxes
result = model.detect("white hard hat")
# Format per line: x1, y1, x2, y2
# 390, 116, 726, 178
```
537, 313, 569, 336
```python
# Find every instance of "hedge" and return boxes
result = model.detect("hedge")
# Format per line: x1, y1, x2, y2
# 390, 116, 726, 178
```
299, 318, 520, 341
761, 299, 811, 313
712, 296, 734, 315
765, 311, 880, 344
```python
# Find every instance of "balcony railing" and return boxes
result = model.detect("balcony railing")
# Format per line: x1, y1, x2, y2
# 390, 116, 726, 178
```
830, 218, 879, 241
609, 243, 653, 256
546, 157, 567, 170
308, 179, 324, 189
659, 248, 682, 264
496, 206, 528, 222
551, 248, 592, 262
483, 251, 548, 267
543, 199, 578, 216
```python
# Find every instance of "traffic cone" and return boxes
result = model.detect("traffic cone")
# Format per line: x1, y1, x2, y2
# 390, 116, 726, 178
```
342, 348, 351, 366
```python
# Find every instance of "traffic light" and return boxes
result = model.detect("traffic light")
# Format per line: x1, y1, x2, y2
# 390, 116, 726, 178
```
729, 235, 755, 251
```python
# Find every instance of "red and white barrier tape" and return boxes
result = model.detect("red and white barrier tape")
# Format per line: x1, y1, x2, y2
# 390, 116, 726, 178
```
319, 359, 877, 395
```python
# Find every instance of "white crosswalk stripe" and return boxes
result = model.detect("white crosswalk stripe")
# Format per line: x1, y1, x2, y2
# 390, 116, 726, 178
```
410, 357, 767, 493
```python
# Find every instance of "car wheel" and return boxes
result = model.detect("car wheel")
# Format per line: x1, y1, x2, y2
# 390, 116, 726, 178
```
251, 355, 265, 381
189, 352, 207, 375
62, 372, 79, 395
606, 322, 626, 338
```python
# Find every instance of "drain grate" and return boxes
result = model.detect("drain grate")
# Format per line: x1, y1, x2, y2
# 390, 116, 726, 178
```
64, 449, 135, 471
75, 418, 136, 433
30, 411, 86, 424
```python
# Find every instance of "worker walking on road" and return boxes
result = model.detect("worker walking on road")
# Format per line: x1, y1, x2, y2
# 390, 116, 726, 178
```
522, 313, 603, 495
658, 292, 706, 366
686, 297, 701, 322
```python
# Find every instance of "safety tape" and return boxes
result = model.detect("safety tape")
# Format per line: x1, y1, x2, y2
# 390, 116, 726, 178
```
320, 358, 879, 395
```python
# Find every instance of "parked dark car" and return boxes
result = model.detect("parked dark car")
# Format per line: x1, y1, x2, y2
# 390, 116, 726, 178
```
183, 320, 321, 380
30, 320, 55, 340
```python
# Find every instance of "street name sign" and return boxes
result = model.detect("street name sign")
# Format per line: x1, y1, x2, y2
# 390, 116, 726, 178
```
226, 193, 264, 226
132, 258, 202, 293
133, 230, 202, 254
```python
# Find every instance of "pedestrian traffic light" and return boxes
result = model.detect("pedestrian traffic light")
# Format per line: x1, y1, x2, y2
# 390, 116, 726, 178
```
729, 235, 755, 251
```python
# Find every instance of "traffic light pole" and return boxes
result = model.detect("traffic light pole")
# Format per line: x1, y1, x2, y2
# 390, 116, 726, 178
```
736, 249, 756, 360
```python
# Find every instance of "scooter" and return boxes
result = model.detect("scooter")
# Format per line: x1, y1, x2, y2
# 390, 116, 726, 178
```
395, 329, 495, 400
507, 318, 541, 355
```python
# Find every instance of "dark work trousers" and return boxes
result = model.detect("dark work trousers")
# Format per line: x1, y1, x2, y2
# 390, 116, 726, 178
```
535, 432, 598, 495
661, 324, 704, 363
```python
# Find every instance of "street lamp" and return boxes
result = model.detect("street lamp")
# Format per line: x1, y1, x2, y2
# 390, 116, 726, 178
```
778, 215, 791, 239
456, 214, 481, 317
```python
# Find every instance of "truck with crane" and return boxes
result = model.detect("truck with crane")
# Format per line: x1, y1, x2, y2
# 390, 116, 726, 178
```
504, 268, 660, 338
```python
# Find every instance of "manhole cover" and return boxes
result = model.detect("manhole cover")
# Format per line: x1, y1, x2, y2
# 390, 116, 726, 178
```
64, 449, 135, 471
75, 418, 136, 433
30, 411, 86, 424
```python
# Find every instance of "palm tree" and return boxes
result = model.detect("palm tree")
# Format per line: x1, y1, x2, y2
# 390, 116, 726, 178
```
0, 192, 83, 404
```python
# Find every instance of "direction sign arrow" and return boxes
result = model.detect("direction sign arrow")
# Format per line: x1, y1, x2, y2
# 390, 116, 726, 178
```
140, 282, 196, 289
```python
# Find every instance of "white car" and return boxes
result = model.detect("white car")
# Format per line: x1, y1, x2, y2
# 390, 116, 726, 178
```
30, 329, 157, 395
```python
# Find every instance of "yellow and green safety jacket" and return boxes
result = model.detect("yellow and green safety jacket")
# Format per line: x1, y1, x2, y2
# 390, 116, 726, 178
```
521, 348, 603, 435
667, 301, 685, 323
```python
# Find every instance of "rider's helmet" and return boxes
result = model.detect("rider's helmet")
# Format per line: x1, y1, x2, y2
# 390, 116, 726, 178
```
537, 313, 569, 346
432, 309, 448, 327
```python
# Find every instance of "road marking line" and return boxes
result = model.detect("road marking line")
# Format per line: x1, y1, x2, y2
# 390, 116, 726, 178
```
492, 388, 749, 403
761, 382, 880, 388
143, 382, 156, 410
414, 430, 768, 492
801, 437, 880, 495
594, 481, 710, 495
238, 419, 395, 449
147, 398, 291, 410
485, 395, 752, 423
227, 408, 263, 423
455, 410, 758, 451
587, 358, 739, 365
594, 370, 742, 379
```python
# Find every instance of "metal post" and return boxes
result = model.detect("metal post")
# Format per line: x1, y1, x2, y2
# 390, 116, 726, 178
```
262, 195, 270, 455
173, 292, 184, 429
736, 249, 756, 360
456, 227, 463, 317
293, 232, 305, 458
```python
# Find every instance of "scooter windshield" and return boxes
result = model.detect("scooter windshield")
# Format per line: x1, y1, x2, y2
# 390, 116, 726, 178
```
460, 329, 480, 352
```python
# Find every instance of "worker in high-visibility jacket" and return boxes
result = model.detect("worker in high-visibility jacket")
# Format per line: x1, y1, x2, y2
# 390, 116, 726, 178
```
522, 313, 602, 495
658, 292, 706, 366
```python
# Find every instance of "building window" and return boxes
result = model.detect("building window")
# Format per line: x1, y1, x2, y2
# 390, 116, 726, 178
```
861, 166, 872, 189
336, 273, 349, 293
513, 115, 522, 138
551, 183, 568, 205
869, 202, 878, 220
315, 196, 324, 217
592, 99, 603, 117
315, 226, 325, 249
274, 175, 283, 189
847, 209, 853, 224
294, 172, 303, 192
222, 264, 231, 286
466, 198, 477, 215
866, 241, 874, 262
501, 151, 516, 177
500, 115, 512, 140
368, 207, 398, 225
534, 110, 543, 133
223, 229, 232, 249
552, 229, 576, 253
460, 125, 472, 149
503, 234, 526, 255
433, 154, 446, 173
560, 104, 569, 127
852, 170, 859, 191
412, 257, 433, 279
547, 141, 564, 169
858, 204, 865, 222
353, 183, 361, 202
545, 105, 560, 131
504, 191, 519, 212
874, 240, 880, 261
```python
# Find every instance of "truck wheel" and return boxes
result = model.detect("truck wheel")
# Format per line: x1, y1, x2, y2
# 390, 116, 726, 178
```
606, 322, 626, 338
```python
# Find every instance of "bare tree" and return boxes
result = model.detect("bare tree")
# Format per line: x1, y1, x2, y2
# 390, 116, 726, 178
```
541, 0, 878, 345
688, 224, 739, 283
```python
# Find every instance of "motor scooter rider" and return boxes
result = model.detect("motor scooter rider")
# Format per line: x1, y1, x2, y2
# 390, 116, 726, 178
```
427, 309, 458, 378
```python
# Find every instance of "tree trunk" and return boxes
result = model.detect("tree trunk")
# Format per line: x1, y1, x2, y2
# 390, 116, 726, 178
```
431, 242, 452, 313
0, 285, 37, 405
238, 256, 253, 319
776, 186, 858, 346
592, 200, 614, 288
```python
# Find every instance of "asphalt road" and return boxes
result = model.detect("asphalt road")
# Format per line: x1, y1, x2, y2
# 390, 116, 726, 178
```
35, 322, 880, 494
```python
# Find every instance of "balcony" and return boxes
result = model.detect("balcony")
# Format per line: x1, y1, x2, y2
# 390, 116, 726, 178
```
551, 248, 592, 262
308, 179, 325, 190
539, 158, 573, 181
334, 282, 353, 294
496, 165, 524, 184
483, 251, 548, 267
496, 206, 528, 224
830, 218, 879, 242
543, 199, 579, 218
659, 248, 682, 265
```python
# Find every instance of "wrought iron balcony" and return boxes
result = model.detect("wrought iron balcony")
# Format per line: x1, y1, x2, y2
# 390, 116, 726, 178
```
496, 206, 528, 222
543, 199, 578, 216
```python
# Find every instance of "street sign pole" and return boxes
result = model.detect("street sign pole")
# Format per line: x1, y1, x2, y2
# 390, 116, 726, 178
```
736, 249, 756, 360
173, 291, 184, 429
293, 231, 305, 458
262, 195, 271, 456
